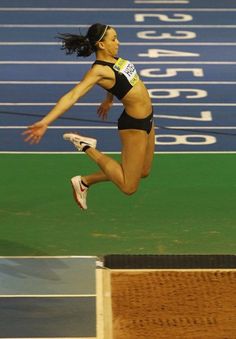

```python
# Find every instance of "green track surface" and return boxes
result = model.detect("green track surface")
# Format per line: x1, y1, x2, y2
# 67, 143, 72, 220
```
0, 154, 235, 256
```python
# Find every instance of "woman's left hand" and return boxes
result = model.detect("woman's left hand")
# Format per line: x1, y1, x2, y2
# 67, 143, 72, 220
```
97, 100, 113, 120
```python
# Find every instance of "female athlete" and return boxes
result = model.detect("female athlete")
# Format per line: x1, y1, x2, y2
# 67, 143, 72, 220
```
23, 23, 155, 210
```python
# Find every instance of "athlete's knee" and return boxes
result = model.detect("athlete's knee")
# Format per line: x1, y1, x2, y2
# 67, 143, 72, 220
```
120, 183, 138, 196
141, 167, 151, 179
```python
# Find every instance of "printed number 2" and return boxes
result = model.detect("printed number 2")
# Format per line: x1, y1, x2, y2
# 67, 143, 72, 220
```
135, 14, 192, 22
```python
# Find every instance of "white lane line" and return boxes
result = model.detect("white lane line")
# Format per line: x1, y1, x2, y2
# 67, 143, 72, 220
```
1, 24, 236, 28
0, 102, 103, 106
143, 104, 236, 106
1, 126, 235, 130
0, 151, 235, 155
0, 294, 96, 298
1, 81, 236, 85
2, 42, 236, 46
1, 103, 236, 106
135, 0, 189, 2
2, 7, 236, 11
0, 151, 121, 154
1, 61, 236, 65
109, 268, 236, 272
0, 126, 117, 129
162, 126, 236, 129
0, 255, 97, 258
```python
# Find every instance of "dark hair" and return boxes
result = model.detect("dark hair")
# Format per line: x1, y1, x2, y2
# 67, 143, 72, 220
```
57, 23, 110, 57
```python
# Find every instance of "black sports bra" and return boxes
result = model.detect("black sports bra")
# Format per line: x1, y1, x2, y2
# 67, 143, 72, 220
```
92, 58, 139, 100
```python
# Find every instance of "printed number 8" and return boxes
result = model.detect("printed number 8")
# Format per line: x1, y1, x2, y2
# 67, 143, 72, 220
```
155, 134, 216, 145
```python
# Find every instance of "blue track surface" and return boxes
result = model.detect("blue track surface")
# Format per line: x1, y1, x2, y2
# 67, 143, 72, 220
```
1, 0, 236, 154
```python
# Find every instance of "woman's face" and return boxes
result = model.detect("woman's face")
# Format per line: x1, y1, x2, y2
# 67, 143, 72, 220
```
100, 28, 120, 57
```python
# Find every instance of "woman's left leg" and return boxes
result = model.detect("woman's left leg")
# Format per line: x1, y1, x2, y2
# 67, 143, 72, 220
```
82, 126, 155, 187
84, 129, 148, 194
141, 124, 155, 178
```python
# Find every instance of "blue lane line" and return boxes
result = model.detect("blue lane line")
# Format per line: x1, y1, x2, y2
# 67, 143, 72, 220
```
1, 127, 236, 153
2, 27, 236, 43
0, 105, 117, 126
1, 128, 121, 153
1, 0, 236, 9
1, 45, 236, 62
1, 106, 236, 127
1, 64, 236, 82
1, 11, 236, 25
1, 83, 236, 103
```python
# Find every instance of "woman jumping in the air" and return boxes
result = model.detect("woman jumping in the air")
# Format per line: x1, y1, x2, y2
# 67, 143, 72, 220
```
23, 23, 155, 210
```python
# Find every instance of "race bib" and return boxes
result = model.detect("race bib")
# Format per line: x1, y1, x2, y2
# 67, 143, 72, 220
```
113, 58, 139, 86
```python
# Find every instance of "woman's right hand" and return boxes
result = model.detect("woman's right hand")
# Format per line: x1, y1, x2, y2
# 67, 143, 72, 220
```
22, 120, 48, 144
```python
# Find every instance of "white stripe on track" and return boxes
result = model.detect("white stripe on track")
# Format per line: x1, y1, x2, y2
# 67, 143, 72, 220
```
1, 61, 236, 65
0, 255, 97, 258
1, 81, 236, 85
1, 25, 236, 28
0, 294, 96, 298
2, 81, 236, 84
1, 126, 117, 129
1, 126, 236, 130
1, 103, 236, 106
2, 42, 236, 46
2, 7, 236, 11
0, 151, 235, 155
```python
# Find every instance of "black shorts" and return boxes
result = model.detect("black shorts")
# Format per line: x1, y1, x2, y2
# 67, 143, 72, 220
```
118, 109, 153, 134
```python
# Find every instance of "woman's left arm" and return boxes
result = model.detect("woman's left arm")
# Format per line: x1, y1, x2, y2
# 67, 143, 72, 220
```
97, 92, 114, 120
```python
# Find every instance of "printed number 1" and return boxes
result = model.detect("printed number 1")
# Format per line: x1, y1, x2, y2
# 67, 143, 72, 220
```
154, 111, 212, 121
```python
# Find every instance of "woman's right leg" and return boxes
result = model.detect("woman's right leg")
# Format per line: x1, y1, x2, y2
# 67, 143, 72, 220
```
82, 170, 109, 186
82, 148, 125, 189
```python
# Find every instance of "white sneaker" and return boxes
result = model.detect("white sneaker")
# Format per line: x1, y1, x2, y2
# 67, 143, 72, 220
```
71, 176, 88, 210
63, 132, 97, 151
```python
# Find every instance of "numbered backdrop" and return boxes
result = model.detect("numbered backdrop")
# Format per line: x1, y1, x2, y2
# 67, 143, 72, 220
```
1, 0, 236, 153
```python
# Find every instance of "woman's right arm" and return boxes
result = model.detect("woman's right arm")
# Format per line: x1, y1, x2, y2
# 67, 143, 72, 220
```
23, 67, 103, 144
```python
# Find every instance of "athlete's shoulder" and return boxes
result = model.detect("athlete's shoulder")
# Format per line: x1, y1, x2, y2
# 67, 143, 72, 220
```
90, 62, 113, 77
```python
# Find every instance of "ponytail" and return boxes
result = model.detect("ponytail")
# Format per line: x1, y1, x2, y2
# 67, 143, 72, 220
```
57, 33, 94, 57
57, 23, 110, 58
